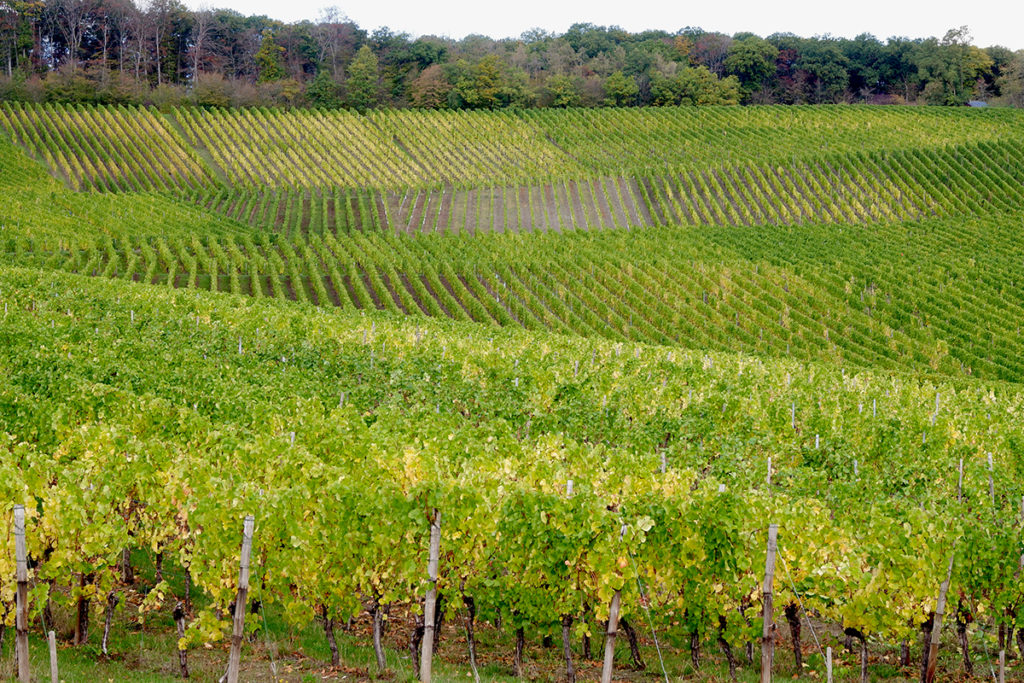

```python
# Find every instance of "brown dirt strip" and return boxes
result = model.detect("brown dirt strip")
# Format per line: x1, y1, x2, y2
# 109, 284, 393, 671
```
322, 273, 343, 307
543, 184, 560, 232
437, 188, 452, 234
438, 273, 476, 319
591, 179, 614, 229
340, 274, 362, 309
379, 269, 409, 314
399, 273, 432, 315
477, 273, 520, 324
418, 274, 452, 317
359, 269, 384, 309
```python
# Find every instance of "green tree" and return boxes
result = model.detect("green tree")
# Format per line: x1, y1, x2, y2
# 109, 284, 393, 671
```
450, 55, 528, 109
346, 44, 379, 110
544, 74, 581, 107
307, 69, 343, 108
603, 70, 638, 106
724, 36, 778, 100
255, 29, 285, 83
996, 51, 1024, 107
651, 66, 740, 105
915, 27, 994, 105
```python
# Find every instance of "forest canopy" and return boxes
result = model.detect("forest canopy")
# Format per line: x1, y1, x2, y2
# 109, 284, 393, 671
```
1, 1, 1022, 110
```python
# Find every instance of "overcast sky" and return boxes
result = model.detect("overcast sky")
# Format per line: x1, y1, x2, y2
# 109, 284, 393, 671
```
184, 0, 1024, 50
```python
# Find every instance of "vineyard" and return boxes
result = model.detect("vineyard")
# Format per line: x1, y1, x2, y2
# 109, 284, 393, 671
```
1, 102, 1024, 683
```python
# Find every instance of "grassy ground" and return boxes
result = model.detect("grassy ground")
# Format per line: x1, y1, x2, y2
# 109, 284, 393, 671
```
1, 556, 1013, 683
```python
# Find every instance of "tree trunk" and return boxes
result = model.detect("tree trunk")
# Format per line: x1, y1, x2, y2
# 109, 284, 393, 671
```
920, 613, 934, 683
121, 547, 134, 584
433, 592, 445, 651
74, 573, 92, 646
740, 599, 754, 665
409, 613, 425, 679
173, 601, 189, 678
581, 604, 592, 660
155, 552, 164, 583
784, 602, 802, 671
718, 616, 737, 681
102, 591, 119, 655
371, 601, 387, 672
561, 614, 576, 683
463, 596, 480, 683
619, 617, 646, 670
514, 626, 525, 677
957, 603, 973, 676
321, 605, 339, 667
1017, 627, 1024, 662
690, 625, 701, 669
901, 639, 911, 667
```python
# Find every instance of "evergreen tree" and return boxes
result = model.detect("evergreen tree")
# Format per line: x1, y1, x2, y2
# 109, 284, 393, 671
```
255, 29, 285, 83
346, 45, 379, 111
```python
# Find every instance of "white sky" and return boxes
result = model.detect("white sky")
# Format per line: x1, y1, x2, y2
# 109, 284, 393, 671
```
188, 0, 1024, 50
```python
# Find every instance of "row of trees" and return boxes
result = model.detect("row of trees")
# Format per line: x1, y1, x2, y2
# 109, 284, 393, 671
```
1, 1, 1022, 109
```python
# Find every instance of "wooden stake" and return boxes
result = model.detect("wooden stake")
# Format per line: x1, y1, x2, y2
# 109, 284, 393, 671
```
924, 554, 955, 683
600, 589, 622, 683
226, 515, 254, 683
761, 524, 778, 683
998, 649, 1005, 683
420, 509, 442, 683
826, 646, 833, 683
48, 630, 59, 683
15, 504, 30, 683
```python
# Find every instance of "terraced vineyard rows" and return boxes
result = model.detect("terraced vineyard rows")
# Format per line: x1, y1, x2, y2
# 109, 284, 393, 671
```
527, 104, 1024, 173
2, 266, 1023, 683
3, 99, 1024, 682
5, 103, 1024, 203
182, 138, 1024, 234
10, 208, 1024, 383
0, 137, 247, 249
0, 102, 219, 192
172, 105, 585, 190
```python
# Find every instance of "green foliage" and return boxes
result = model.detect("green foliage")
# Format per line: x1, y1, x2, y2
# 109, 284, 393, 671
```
544, 74, 581, 108
346, 45, 379, 111
449, 55, 530, 109
650, 66, 740, 105
255, 29, 286, 83
602, 71, 638, 106
305, 70, 343, 109
725, 36, 779, 99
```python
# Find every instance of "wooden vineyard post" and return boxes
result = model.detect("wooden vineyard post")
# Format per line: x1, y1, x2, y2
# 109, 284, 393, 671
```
226, 515, 254, 683
826, 646, 833, 683
15, 504, 30, 683
600, 588, 622, 683
924, 554, 955, 683
420, 509, 442, 683
761, 524, 778, 683
48, 631, 59, 683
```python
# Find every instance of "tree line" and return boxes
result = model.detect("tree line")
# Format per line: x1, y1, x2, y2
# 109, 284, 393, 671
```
1, 1, 1022, 110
